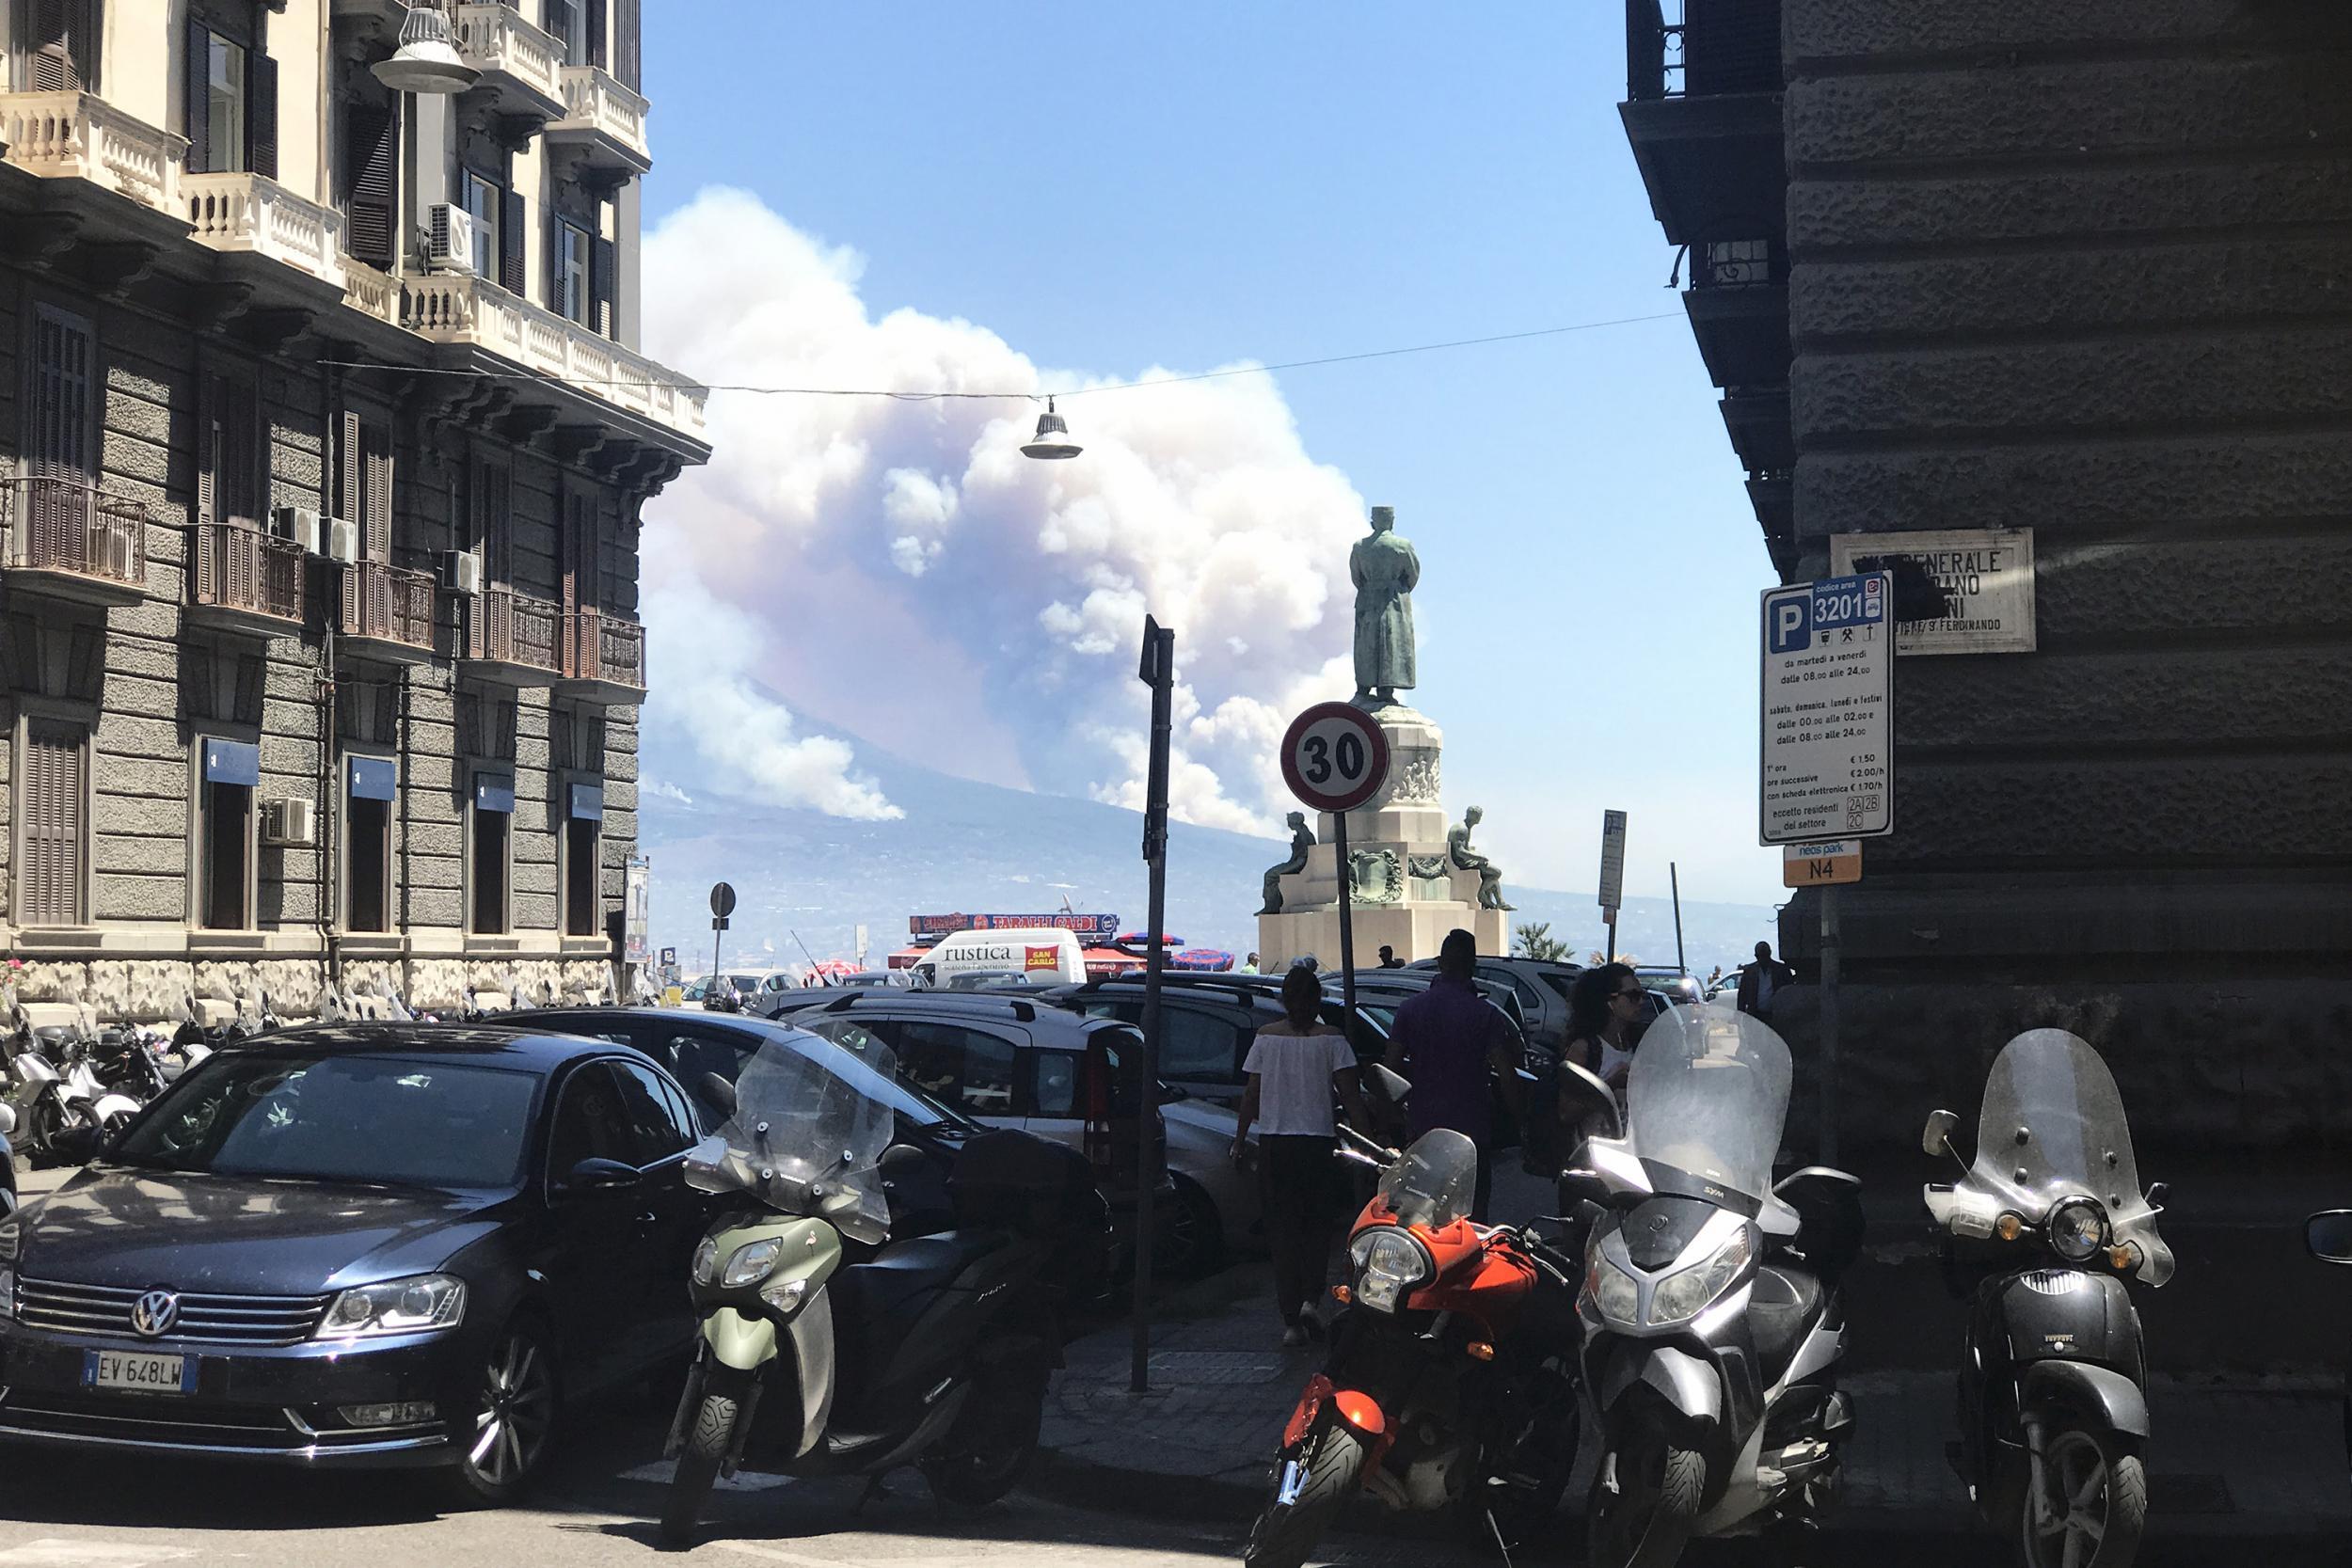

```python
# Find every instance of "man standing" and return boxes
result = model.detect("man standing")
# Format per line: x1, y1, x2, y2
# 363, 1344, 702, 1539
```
1240, 952, 1261, 974
1737, 941, 1797, 1017
1385, 928, 1521, 1219
1377, 945, 1406, 969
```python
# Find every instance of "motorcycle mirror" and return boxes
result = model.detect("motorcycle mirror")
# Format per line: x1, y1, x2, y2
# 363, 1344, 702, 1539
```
2145, 1180, 2169, 1212
879, 1142, 927, 1175
1367, 1062, 1410, 1105
1922, 1108, 1962, 1159
1557, 1062, 1621, 1141
2307, 1210, 2352, 1266
698, 1072, 739, 1118
1558, 1167, 1610, 1212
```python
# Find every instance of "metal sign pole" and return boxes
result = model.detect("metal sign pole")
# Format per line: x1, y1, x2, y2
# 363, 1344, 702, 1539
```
1820, 884, 1841, 1164
1671, 862, 1687, 975
1131, 617, 1175, 1395
1334, 809, 1357, 1020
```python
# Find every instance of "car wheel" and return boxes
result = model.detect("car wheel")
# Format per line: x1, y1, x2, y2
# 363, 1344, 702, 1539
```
445, 1320, 560, 1507
1162, 1176, 1225, 1276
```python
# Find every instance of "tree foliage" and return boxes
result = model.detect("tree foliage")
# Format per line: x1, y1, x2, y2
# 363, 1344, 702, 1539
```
1513, 922, 1571, 962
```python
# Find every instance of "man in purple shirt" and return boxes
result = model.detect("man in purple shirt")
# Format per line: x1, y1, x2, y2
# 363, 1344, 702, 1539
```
1384, 928, 1523, 1219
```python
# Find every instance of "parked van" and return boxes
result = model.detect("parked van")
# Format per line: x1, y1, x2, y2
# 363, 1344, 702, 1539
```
911, 927, 1089, 988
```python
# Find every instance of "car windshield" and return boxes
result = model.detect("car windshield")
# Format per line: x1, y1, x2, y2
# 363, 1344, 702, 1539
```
684, 1029, 898, 1243
111, 1052, 538, 1188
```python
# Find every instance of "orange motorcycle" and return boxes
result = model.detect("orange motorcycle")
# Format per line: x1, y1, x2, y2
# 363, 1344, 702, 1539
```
1243, 1124, 1587, 1568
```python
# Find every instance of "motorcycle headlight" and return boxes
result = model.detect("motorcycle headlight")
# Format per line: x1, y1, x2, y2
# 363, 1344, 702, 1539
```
1584, 1258, 1641, 1326
722, 1238, 784, 1289
315, 1274, 466, 1338
1649, 1226, 1754, 1326
691, 1236, 719, 1285
2047, 1198, 2108, 1263
1347, 1227, 1432, 1314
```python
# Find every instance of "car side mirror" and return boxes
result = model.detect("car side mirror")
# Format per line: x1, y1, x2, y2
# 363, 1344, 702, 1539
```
699, 1072, 739, 1118
1922, 1109, 1962, 1159
2309, 1211, 2352, 1266
562, 1156, 641, 1193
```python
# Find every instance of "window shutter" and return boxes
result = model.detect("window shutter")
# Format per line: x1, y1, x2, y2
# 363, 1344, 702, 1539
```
501, 189, 527, 295
197, 375, 219, 531
585, 0, 606, 70
30, 0, 86, 91
338, 406, 361, 528
615, 0, 641, 90
247, 50, 279, 181
548, 213, 565, 318
590, 236, 615, 340
363, 421, 392, 562
343, 104, 397, 269
184, 16, 213, 173
29, 309, 96, 565
21, 721, 86, 927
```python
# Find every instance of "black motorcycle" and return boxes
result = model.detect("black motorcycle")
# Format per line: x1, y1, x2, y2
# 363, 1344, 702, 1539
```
1923, 1028, 2172, 1568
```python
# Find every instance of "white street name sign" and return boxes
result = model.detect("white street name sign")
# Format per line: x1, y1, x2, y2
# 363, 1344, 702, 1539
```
1830, 529, 2036, 656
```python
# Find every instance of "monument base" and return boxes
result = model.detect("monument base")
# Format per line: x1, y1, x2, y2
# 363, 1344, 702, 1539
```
1257, 903, 1508, 974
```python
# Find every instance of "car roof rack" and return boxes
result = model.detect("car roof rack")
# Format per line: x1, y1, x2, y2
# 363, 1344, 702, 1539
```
824, 992, 861, 1012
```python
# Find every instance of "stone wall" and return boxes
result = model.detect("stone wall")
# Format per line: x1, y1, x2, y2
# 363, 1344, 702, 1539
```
1777, 0, 2352, 1148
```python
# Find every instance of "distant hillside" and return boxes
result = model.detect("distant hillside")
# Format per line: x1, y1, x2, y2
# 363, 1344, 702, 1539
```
638, 731, 1779, 976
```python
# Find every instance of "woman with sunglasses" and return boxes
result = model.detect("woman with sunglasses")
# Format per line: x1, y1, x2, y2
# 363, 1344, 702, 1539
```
1560, 961, 1646, 1129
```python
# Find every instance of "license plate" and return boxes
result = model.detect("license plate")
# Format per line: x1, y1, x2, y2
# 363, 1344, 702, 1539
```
83, 1348, 195, 1395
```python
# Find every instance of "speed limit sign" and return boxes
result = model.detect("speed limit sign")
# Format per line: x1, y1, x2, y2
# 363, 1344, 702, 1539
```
1280, 702, 1391, 815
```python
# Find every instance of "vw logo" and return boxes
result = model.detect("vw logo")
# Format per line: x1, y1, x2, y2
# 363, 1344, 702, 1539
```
131, 1290, 181, 1338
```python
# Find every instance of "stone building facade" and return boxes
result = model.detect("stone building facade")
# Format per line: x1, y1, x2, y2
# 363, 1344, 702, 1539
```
0, 0, 707, 1018
1622, 0, 2352, 1148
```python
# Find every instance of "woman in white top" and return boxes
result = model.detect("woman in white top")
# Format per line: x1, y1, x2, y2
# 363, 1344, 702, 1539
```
1232, 965, 1372, 1345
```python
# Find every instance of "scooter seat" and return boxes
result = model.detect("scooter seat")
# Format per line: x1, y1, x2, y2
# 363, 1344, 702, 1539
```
834, 1230, 1007, 1322
1750, 1263, 1824, 1385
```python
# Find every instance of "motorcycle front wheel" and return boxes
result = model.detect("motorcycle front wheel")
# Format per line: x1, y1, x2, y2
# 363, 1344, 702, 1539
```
1243, 1421, 1367, 1568
2016, 1426, 2145, 1568
661, 1384, 741, 1544
1588, 1419, 1704, 1568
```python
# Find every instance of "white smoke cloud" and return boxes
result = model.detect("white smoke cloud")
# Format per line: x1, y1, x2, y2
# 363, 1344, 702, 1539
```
643, 187, 1367, 832
641, 577, 902, 821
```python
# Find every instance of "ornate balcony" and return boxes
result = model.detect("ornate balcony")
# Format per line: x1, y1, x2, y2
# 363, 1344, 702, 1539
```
0, 477, 149, 606
450, 4, 566, 123
342, 258, 399, 325
183, 172, 349, 288
556, 608, 646, 704
1619, 0, 1785, 247
546, 66, 651, 176
462, 585, 564, 687
398, 273, 708, 447
0, 90, 185, 214
189, 521, 307, 637
340, 559, 438, 664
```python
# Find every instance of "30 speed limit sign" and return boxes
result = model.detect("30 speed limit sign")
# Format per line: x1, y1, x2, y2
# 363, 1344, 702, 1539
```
1280, 702, 1391, 815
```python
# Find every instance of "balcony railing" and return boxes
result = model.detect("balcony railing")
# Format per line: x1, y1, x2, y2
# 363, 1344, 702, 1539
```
193, 521, 306, 627
1692, 237, 1784, 290
341, 559, 437, 654
450, 4, 564, 115
0, 90, 185, 212
1627, 0, 1780, 102
0, 476, 149, 590
183, 172, 349, 287
342, 259, 399, 325
564, 608, 645, 692
399, 273, 708, 446
465, 585, 564, 674
548, 66, 651, 168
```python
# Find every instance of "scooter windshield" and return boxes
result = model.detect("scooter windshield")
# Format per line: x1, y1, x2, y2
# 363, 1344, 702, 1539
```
1626, 1004, 1790, 1208
1377, 1128, 1480, 1231
1967, 1029, 2172, 1286
683, 1028, 899, 1244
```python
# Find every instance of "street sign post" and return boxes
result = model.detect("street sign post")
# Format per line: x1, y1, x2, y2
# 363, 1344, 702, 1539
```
708, 881, 737, 988
1280, 701, 1392, 1021
1132, 615, 1178, 1395
1597, 808, 1628, 961
1760, 573, 1894, 844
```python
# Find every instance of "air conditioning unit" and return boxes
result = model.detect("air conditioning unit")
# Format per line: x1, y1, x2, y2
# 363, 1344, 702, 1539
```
274, 506, 326, 555
263, 798, 316, 847
424, 203, 475, 273
441, 549, 485, 595
326, 518, 360, 565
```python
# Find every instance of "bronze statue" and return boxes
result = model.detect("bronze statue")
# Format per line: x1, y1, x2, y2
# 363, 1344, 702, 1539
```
1261, 811, 1316, 914
1448, 805, 1512, 911
1350, 506, 1419, 706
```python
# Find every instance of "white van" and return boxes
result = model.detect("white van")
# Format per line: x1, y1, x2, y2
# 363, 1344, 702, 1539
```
910, 928, 1089, 989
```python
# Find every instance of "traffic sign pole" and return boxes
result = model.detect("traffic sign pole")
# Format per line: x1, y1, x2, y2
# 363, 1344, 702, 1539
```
1820, 885, 1841, 1165
1133, 616, 1176, 1396
1334, 808, 1357, 1022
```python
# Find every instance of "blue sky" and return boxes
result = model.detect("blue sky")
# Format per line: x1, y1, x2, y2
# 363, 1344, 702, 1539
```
637, 3, 1786, 910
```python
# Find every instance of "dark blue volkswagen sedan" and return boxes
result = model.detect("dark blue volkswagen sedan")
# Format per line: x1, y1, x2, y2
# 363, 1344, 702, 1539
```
0, 1025, 714, 1503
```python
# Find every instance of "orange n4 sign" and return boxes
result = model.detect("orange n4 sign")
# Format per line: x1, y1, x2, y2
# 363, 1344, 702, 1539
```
1783, 839, 1862, 888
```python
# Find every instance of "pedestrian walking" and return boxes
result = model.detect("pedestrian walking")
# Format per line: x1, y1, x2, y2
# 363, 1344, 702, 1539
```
1383, 928, 1521, 1220
1232, 965, 1371, 1344
1377, 945, 1406, 969
1737, 941, 1796, 1017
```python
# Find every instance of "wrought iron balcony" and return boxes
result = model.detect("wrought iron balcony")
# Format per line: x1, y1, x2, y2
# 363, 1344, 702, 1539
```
1683, 237, 1790, 388
0, 90, 185, 213
183, 171, 349, 288
463, 585, 564, 686
0, 477, 150, 605
190, 521, 307, 636
1627, 0, 1782, 102
557, 608, 646, 704
340, 559, 438, 663
547, 66, 651, 175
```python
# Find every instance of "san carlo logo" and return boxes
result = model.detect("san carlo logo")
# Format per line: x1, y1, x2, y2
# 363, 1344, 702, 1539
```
131, 1290, 182, 1338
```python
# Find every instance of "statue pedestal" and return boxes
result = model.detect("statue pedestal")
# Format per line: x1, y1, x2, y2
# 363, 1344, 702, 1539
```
1256, 701, 1508, 970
